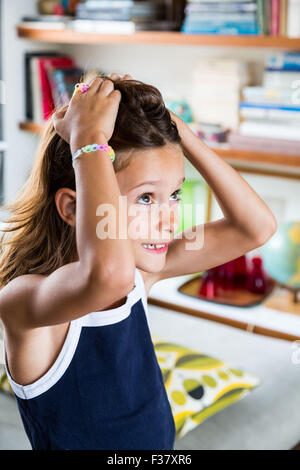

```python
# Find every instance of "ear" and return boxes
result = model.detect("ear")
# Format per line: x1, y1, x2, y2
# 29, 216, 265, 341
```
54, 188, 76, 227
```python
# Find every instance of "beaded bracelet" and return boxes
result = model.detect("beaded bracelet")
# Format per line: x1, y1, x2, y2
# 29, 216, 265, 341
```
72, 143, 115, 168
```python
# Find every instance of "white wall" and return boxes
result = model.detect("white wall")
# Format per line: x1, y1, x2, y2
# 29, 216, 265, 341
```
0, 0, 54, 220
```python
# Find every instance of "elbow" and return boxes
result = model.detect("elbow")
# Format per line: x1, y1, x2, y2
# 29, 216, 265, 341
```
253, 213, 278, 248
87, 260, 136, 292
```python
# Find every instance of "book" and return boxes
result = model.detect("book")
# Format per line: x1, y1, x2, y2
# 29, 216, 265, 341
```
271, 0, 280, 35
287, 0, 300, 37
181, 20, 259, 34
264, 0, 272, 35
242, 86, 294, 104
29, 55, 74, 123
191, 58, 249, 130
38, 57, 74, 121
19, 15, 71, 30
31, 58, 43, 124
70, 19, 136, 33
47, 67, 84, 108
25, 51, 60, 121
257, 0, 266, 34
228, 131, 300, 155
266, 52, 300, 71
186, 2, 257, 13
280, 0, 288, 35
239, 120, 300, 140
183, 13, 257, 22
239, 101, 300, 121
75, 0, 133, 21
182, 1, 259, 35
263, 69, 300, 89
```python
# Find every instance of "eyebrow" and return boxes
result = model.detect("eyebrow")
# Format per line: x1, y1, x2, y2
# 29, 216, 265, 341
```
129, 176, 185, 191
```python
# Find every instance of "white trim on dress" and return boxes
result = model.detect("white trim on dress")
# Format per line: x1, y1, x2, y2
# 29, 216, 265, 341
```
4, 267, 146, 400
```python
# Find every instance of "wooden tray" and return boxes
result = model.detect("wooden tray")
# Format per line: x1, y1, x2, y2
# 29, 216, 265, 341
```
263, 286, 300, 316
178, 275, 276, 308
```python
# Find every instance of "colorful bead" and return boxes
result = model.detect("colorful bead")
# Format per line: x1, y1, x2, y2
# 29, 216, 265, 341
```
72, 82, 90, 97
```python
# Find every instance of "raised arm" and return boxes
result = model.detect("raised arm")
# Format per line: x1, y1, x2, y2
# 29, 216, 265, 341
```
0, 77, 136, 329
153, 110, 278, 282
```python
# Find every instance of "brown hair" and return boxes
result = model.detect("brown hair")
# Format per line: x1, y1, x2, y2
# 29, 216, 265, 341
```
0, 75, 182, 288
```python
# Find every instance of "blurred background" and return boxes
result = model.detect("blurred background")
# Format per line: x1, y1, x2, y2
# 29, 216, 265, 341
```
0, 0, 300, 451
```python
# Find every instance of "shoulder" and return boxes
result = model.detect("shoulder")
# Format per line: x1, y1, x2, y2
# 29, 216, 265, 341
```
0, 273, 44, 328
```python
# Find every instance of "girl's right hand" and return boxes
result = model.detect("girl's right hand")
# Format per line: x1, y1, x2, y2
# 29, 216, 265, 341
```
51, 76, 122, 152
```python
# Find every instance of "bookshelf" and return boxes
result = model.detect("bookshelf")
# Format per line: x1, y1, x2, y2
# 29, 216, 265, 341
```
17, 25, 300, 49
19, 121, 300, 175
16, 24, 300, 178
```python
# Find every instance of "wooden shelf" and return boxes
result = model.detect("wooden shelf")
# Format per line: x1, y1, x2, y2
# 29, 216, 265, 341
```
19, 121, 300, 170
19, 121, 44, 134
17, 25, 300, 48
216, 147, 300, 168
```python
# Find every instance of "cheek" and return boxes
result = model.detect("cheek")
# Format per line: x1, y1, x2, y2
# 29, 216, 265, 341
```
127, 205, 151, 240
127, 211, 149, 231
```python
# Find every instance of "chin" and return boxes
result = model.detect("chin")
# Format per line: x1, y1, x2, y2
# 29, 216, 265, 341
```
136, 256, 166, 274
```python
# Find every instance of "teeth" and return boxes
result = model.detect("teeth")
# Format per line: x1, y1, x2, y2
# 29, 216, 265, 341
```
142, 243, 165, 249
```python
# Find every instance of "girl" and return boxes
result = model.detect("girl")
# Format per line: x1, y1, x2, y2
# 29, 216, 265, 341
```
0, 74, 277, 450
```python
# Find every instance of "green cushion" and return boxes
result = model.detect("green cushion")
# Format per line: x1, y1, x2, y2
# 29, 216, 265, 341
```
0, 365, 13, 396
0, 336, 260, 443
152, 335, 260, 440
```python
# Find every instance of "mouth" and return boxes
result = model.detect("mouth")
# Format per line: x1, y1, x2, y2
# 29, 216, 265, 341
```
141, 242, 168, 254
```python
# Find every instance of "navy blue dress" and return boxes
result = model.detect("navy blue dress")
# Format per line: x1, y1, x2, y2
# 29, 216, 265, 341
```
4, 268, 176, 450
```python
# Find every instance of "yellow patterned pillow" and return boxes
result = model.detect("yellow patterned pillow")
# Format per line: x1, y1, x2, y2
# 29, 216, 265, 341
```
0, 365, 13, 396
152, 335, 260, 440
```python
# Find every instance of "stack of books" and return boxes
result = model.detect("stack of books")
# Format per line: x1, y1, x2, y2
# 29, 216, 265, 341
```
190, 57, 250, 131
188, 121, 229, 146
73, 0, 135, 33
25, 51, 85, 124
228, 51, 300, 154
20, 1, 180, 34
181, 0, 300, 37
72, 0, 179, 33
181, 0, 259, 34
19, 14, 73, 30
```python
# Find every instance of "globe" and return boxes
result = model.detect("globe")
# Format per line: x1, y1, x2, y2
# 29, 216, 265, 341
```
260, 221, 300, 289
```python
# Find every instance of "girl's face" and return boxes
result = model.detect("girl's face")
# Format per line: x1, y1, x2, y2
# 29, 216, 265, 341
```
116, 143, 185, 273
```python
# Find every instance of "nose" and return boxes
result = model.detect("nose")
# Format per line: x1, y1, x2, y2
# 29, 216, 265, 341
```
157, 203, 179, 237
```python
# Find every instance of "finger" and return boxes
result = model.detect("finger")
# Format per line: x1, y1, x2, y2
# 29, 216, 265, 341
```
88, 76, 105, 95
98, 78, 114, 95
109, 73, 120, 80
51, 108, 66, 127
70, 82, 89, 102
109, 89, 122, 102
122, 74, 133, 80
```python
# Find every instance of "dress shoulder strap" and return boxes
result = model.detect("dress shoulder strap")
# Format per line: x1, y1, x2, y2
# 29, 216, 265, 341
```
135, 268, 150, 324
